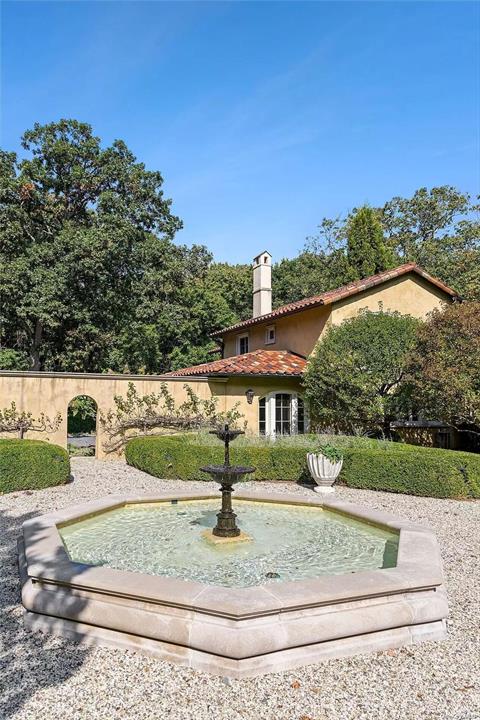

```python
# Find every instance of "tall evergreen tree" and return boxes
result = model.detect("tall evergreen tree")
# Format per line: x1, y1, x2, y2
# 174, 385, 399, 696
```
346, 206, 395, 280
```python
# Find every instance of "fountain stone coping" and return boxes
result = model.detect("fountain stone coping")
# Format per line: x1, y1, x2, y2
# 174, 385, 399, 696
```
21, 490, 444, 619
19, 490, 448, 677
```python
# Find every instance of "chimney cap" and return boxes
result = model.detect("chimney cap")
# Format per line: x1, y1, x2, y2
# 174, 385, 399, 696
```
253, 250, 272, 265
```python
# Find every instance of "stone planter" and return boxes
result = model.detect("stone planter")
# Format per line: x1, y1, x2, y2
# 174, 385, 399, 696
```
307, 452, 343, 493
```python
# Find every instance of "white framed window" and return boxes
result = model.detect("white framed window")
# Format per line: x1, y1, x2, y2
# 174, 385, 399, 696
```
237, 333, 249, 355
258, 392, 307, 436
265, 325, 276, 345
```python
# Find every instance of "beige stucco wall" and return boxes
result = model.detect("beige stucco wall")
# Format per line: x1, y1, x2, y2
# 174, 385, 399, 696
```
222, 274, 452, 359
330, 275, 450, 327
223, 305, 332, 358
0, 373, 213, 459
0, 372, 300, 458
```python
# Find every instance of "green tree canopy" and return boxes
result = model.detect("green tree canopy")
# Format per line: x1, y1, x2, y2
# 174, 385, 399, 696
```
1, 121, 477, 376
303, 310, 420, 435
303, 187, 479, 301
404, 302, 480, 432
0, 120, 228, 373
381, 186, 480, 299
345, 205, 395, 280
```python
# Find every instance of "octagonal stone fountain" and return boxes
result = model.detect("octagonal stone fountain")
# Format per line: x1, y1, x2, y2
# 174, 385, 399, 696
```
18, 429, 448, 678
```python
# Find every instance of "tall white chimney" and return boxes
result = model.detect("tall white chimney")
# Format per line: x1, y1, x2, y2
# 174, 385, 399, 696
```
252, 251, 272, 318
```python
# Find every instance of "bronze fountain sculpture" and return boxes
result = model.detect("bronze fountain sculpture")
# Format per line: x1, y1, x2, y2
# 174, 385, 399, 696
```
200, 424, 255, 538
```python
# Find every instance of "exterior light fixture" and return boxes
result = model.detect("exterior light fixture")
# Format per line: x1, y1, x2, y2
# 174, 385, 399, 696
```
245, 389, 254, 405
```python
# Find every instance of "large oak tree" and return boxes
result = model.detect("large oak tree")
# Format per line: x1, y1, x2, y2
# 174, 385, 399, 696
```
0, 120, 232, 372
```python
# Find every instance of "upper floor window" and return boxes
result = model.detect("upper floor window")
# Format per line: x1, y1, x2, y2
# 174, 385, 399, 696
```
265, 325, 276, 345
237, 333, 249, 355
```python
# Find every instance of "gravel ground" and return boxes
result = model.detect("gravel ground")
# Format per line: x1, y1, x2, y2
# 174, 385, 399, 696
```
1, 458, 479, 720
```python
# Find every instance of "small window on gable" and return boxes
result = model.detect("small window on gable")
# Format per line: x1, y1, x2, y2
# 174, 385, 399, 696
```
237, 333, 249, 355
265, 325, 275, 345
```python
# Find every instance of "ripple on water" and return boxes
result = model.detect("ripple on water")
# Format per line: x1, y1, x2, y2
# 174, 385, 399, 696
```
59, 499, 398, 588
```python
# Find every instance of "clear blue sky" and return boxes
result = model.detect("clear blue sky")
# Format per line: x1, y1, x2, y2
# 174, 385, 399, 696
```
1, 1, 479, 263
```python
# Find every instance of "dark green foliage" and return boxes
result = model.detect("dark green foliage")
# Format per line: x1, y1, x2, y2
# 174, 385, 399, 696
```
382, 187, 480, 300
317, 443, 344, 463
67, 396, 97, 434
303, 310, 420, 435
204, 262, 253, 322
0, 349, 30, 370
0, 439, 70, 493
404, 302, 480, 431
346, 206, 395, 280
0, 120, 226, 374
125, 435, 480, 498
126, 435, 311, 482
340, 448, 480, 499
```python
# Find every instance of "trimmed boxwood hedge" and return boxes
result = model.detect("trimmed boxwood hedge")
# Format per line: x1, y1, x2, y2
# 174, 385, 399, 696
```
340, 448, 480, 499
126, 435, 311, 483
0, 439, 70, 493
125, 435, 480, 499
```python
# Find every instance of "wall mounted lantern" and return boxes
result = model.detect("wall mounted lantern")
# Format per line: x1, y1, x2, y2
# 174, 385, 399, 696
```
245, 389, 254, 405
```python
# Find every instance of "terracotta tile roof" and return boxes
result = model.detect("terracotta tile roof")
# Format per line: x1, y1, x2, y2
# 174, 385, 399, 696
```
211, 263, 459, 338
165, 349, 307, 378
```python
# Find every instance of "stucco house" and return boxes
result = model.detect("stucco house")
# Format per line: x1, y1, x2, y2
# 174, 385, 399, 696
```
0, 252, 459, 456
167, 252, 459, 437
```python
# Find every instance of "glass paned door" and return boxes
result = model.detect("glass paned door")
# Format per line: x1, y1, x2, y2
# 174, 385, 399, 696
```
275, 393, 291, 435
259, 397, 266, 435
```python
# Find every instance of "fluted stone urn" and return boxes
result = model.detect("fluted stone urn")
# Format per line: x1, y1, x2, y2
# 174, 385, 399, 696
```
307, 452, 343, 493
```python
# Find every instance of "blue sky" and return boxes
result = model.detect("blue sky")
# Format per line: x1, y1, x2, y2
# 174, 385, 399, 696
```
1, 1, 479, 263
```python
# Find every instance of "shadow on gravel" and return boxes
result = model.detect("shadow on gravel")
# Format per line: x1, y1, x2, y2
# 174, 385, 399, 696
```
0, 507, 91, 718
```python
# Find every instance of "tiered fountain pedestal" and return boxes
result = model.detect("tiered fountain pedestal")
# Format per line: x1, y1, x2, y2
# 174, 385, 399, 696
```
200, 425, 255, 544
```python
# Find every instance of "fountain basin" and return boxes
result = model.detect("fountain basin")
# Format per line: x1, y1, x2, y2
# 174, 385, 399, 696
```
18, 490, 448, 678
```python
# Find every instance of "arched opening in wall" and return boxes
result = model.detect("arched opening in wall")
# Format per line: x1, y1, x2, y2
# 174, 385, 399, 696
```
67, 396, 98, 458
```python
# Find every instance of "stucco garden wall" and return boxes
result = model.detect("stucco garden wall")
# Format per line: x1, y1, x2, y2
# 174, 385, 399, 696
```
0, 372, 214, 459
0, 372, 300, 458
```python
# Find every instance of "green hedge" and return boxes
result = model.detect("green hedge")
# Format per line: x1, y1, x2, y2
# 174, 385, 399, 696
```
126, 435, 480, 499
126, 435, 311, 483
340, 449, 480, 499
0, 439, 70, 493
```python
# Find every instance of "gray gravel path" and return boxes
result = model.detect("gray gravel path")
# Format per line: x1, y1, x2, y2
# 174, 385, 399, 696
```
1, 458, 479, 720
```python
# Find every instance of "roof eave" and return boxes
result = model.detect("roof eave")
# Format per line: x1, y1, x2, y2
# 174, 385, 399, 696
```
210, 299, 325, 338
211, 264, 459, 338
169, 372, 304, 380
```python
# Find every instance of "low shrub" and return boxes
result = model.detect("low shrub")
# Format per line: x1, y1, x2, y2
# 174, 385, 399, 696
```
0, 439, 70, 493
340, 448, 480, 499
126, 435, 311, 482
126, 434, 480, 499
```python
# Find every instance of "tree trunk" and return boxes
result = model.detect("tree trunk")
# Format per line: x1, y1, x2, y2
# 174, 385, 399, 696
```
382, 415, 393, 440
30, 320, 43, 370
